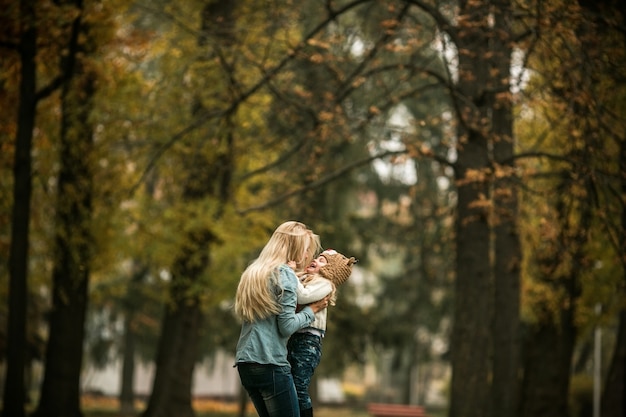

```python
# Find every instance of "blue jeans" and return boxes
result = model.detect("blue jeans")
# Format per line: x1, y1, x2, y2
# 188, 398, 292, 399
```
237, 362, 300, 417
287, 333, 322, 412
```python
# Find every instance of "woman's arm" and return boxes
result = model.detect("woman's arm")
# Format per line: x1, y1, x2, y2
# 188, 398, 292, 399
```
276, 266, 328, 337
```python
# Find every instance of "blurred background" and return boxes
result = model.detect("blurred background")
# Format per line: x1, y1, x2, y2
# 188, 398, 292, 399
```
1, 1, 625, 417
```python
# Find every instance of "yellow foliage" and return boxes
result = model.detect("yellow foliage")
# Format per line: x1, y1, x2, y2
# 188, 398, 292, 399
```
515, 0, 626, 331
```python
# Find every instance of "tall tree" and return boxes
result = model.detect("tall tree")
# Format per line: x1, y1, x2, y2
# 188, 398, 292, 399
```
2, 1, 37, 416
575, 0, 626, 415
119, 263, 150, 415
519, 174, 592, 417
142, 2, 237, 416
602, 133, 626, 417
448, 1, 492, 416
490, 1, 520, 416
516, 1, 626, 416
33, 0, 102, 415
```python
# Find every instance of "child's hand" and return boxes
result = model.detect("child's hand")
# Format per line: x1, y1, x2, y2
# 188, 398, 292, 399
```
287, 260, 296, 270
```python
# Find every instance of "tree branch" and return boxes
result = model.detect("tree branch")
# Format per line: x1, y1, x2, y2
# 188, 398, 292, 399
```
130, 0, 375, 194
36, 75, 64, 101
236, 149, 407, 214
402, 0, 458, 44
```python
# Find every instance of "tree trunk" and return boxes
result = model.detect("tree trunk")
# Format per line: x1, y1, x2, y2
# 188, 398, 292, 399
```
33, 4, 96, 417
141, 293, 203, 417
490, 2, 521, 417
601, 310, 626, 417
119, 265, 146, 416
389, 347, 414, 404
601, 135, 626, 417
449, 1, 492, 417
599, 142, 625, 415
142, 2, 236, 414
521, 165, 592, 417
120, 314, 136, 416
2, 1, 37, 416
520, 314, 576, 417
140, 231, 211, 417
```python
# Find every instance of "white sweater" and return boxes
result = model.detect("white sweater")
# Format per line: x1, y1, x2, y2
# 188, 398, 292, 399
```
296, 275, 333, 332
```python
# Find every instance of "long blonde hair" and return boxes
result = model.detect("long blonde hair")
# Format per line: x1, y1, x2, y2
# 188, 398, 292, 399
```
235, 221, 320, 322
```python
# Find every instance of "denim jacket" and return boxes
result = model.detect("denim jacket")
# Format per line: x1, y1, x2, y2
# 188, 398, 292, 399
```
235, 264, 315, 367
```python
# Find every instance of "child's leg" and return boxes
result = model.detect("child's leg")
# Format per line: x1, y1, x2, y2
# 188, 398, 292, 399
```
287, 332, 323, 413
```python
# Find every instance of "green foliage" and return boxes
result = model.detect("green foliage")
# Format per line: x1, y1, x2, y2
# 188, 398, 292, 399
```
516, 0, 625, 333
569, 374, 593, 417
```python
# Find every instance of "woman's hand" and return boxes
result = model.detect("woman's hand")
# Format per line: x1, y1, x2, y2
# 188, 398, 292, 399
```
308, 295, 330, 313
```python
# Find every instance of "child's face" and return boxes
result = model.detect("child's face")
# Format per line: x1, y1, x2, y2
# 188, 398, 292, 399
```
306, 255, 328, 274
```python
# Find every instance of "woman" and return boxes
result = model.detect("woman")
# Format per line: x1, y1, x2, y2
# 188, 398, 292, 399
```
234, 221, 329, 417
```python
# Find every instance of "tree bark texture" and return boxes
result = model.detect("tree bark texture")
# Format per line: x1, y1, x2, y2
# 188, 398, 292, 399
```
449, 1, 493, 417
141, 229, 214, 417
601, 131, 626, 417
33, 3, 96, 416
119, 314, 136, 416
141, 293, 203, 417
521, 163, 592, 417
600, 5, 626, 412
119, 265, 147, 416
2, 1, 37, 416
520, 316, 576, 417
601, 309, 626, 417
490, 1, 521, 417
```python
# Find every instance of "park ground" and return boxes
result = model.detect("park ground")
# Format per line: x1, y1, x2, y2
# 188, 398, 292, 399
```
81, 395, 447, 417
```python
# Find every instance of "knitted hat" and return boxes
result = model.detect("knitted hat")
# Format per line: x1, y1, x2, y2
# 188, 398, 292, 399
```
318, 249, 356, 286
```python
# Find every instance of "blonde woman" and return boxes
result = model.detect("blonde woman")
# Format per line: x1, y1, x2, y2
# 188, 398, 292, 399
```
235, 221, 330, 417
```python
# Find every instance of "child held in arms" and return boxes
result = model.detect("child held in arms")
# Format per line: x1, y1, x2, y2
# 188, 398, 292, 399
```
288, 249, 357, 417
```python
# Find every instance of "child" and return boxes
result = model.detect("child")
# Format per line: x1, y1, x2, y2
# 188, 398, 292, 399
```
234, 221, 330, 417
288, 249, 357, 417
